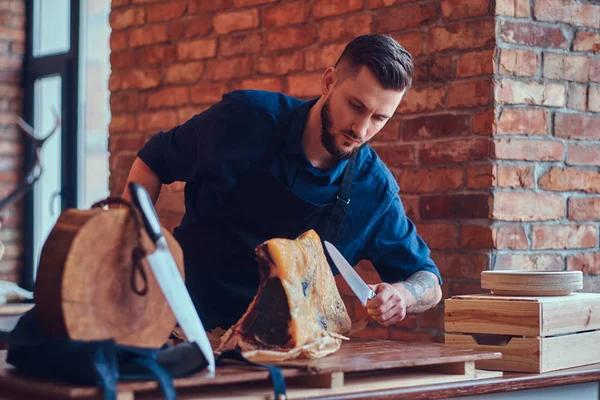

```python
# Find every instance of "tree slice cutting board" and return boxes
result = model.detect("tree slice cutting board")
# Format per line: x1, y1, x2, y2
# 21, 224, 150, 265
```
34, 207, 184, 348
481, 271, 583, 296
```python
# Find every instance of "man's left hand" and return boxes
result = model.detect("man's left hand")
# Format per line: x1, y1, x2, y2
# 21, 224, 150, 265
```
366, 283, 411, 326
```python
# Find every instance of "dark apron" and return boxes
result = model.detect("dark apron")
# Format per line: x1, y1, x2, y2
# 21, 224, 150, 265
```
175, 102, 356, 330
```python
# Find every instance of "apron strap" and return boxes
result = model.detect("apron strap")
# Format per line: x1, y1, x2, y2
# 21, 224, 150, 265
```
322, 153, 356, 243
92, 349, 118, 400
217, 349, 287, 399
130, 356, 177, 400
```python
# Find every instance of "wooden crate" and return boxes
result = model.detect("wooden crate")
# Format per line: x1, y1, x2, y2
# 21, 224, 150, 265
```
444, 293, 600, 373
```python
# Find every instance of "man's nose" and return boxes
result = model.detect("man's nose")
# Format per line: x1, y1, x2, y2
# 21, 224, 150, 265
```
351, 117, 369, 139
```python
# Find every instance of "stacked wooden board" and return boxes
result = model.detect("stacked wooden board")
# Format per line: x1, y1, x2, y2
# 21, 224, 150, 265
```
445, 292, 600, 373
481, 271, 583, 296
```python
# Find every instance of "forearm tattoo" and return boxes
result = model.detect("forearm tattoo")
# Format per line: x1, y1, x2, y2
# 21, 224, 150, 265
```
401, 271, 441, 313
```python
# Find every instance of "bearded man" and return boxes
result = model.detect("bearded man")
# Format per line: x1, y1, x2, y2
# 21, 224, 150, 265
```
123, 34, 442, 331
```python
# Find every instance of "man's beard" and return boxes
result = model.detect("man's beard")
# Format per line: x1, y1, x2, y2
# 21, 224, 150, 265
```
320, 99, 364, 161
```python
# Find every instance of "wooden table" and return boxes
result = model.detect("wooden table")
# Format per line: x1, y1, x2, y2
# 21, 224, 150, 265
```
0, 309, 598, 399
0, 336, 599, 400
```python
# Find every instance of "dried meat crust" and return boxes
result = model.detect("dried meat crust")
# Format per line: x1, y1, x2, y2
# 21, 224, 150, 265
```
218, 230, 351, 358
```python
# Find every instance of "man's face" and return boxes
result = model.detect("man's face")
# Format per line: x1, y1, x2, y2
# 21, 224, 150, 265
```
320, 66, 405, 161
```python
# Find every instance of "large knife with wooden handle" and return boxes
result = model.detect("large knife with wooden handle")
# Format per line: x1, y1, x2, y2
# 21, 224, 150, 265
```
128, 182, 215, 373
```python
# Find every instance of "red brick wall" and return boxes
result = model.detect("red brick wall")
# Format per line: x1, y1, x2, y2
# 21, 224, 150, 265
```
109, 0, 599, 341
0, 0, 25, 283
109, 0, 496, 342
109, 0, 495, 342
493, 0, 600, 291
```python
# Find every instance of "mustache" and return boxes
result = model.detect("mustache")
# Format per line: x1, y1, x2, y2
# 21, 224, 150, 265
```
341, 131, 362, 143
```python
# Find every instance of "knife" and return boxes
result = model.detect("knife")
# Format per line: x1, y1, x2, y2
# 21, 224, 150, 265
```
128, 182, 215, 373
324, 241, 376, 307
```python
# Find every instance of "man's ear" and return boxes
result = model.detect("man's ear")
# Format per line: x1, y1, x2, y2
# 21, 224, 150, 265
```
321, 67, 336, 95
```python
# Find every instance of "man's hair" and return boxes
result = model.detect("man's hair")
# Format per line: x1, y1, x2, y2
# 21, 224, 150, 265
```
334, 34, 413, 92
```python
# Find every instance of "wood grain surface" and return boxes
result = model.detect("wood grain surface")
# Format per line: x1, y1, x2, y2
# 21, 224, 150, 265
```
0, 338, 501, 399
34, 208, 184, 348
445, 293, 600, 373
2, 350, 600, 400
481, 271, 583, 296
445, 293, 600, 336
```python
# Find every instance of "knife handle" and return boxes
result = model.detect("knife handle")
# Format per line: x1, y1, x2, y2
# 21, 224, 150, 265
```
128, 182, 163, 243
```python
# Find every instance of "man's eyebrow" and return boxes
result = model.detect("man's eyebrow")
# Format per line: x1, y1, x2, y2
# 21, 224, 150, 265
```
350, 96, 392, 119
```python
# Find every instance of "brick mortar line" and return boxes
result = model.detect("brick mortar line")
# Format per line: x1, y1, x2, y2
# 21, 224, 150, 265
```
497, 107, 600, 118
493, 249, 600, 255
494, 220, 600, 227
524, 221, 534, 248
494, 161, 600, 173
527, 0, 535, 19
496, 105, 600, 116
382, 160, 495, 169
493, 183, 600, 192
393, 107, 494, 118
495, 42, 600, 56
373, 135, 492, 145
495, 76, 600, 86
392, 163, 492, 171
429, 248, 496, 254
496, 14, 600, 30
404, 190, 493, 197
496, 103, 600, 111
539, 48, 600, 57
493, 134, 600, 142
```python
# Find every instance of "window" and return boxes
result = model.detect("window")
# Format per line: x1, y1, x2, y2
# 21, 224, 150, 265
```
80, 0, 110, 208
32, 0, 70, 57
32, 75, 62, 275
22, 0, 111, 288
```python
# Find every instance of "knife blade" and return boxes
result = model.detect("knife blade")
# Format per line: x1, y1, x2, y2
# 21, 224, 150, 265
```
128, 182, 215, 373
324, 241, 376, 307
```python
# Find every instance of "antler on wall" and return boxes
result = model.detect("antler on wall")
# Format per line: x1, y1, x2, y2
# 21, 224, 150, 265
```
0, 110, 60, 264
0, 110, 60, 214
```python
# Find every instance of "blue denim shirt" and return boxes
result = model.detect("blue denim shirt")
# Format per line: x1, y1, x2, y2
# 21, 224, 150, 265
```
138, 90, 442, 285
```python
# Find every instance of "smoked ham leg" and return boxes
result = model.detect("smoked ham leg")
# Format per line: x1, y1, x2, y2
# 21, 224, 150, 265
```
218, 230, 351, 358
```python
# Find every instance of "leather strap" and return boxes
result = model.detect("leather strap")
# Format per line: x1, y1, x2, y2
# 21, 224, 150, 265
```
321, 153, 356, 243
217, 349, 287, 400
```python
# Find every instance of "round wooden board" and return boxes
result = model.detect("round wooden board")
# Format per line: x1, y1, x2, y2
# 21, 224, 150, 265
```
35, 208, 184, 348
481, 270, 583, 296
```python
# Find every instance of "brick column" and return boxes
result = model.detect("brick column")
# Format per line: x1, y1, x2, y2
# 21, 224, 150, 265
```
0, 0, 25, 283
493, 0, 600, 290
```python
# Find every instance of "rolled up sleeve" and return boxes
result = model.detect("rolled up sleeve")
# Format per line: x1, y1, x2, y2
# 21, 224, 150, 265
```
137, 105, 222, 185
364, 195, 442, 285
137, 98, 276, 186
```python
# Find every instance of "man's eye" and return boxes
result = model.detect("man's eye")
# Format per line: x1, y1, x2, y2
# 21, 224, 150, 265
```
350, 102, 361, 110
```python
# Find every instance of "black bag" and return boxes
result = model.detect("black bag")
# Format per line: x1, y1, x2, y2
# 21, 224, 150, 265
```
7, 308, 287, 399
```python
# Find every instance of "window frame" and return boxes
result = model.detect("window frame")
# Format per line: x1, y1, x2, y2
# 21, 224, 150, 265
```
21, 0, 81, 289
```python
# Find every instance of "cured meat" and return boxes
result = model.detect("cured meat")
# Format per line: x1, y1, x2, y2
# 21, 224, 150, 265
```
218, 230, 351, 358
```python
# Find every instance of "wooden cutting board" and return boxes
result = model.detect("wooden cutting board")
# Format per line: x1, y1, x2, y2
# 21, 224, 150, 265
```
481, 271, 583, 296
34, 207, 184, 348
